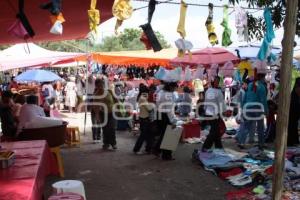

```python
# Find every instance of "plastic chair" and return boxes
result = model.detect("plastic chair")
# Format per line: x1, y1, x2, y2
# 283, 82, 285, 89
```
50, 146, 64, 177
65, 126, 80, 147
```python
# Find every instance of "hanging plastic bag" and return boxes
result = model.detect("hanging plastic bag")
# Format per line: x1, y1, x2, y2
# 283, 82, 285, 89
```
154, 67, 166, 80
50, 20, 63, 35
7, 19, 30, 39
182, 66, 192, 81
175, 38, 193, 58
221, 61, 234, 77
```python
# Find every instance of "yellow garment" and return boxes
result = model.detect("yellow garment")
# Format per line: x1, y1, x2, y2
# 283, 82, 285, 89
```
238, 60, 254, 77
112, 0, 133, 34
88, 0, 100, 33
177, 0, 187, 38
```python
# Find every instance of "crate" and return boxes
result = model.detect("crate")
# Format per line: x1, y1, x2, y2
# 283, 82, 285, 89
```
0, 151, 15, 169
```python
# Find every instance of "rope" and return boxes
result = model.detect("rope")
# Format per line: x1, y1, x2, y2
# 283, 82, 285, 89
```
132, 0, 263, 11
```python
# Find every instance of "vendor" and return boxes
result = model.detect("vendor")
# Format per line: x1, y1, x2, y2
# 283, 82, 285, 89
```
18, 95, 46, 132
154, 82, 179, 160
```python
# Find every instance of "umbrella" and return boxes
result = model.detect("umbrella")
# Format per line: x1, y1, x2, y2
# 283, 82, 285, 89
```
15, 69, 61, 83
170, 47, 239, 67
231, 45, 281, 60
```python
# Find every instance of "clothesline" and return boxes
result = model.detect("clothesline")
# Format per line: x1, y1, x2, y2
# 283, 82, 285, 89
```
132, 0, 264, 11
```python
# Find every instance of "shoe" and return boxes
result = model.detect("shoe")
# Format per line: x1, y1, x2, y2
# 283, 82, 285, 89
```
93, 140, 97, 144
237, 144, 246, 149
112, 145, 117, 150
97, 140, 101, 143
102, 145, 109, 150
162, 157, 175, 161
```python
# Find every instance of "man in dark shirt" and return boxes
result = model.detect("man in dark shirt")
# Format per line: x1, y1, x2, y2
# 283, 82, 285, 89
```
0, 91, 17, 138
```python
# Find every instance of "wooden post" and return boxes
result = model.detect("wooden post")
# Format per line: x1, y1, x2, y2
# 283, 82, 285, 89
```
272, 0, 298, 199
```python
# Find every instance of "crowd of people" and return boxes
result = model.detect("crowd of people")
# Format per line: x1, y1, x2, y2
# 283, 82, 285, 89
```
0, 68, 300, 161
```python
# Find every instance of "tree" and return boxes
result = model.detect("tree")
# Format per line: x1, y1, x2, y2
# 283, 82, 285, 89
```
98, 28, 171, 52
228, 0, 300, 41
36, 28, 171, 52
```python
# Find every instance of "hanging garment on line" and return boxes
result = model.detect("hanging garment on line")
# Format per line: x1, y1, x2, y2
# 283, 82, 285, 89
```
221, 5, 232, 47
257, 8, 275, 61
235, 6, 248, 42
88, 0, 100, 33
177, 0, 188, 38
140, 23, 162, 52
148, 0, 156, 24
112, 0, 133, 34
205, 3, 218, 46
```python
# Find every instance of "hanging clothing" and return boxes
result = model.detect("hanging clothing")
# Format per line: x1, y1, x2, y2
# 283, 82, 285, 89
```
87, 0, 100, 33
221, 5, 232, 47
257, 8, 275, 61
205, 3, 218, 46
148, 0, 156, 24
177, 0, 187, 38
235, 6, 248, 42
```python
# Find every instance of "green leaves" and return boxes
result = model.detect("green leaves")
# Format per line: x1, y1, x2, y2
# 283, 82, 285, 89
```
229, 0, 300, 40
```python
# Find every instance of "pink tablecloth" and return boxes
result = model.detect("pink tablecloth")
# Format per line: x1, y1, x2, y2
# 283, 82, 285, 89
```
0, 140, 59, 200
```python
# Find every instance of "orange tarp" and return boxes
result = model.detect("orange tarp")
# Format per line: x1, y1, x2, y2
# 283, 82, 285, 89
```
76, 49, 178, 67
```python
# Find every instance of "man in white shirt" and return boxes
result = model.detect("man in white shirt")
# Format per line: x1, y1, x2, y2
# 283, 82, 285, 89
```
18, 95, 46, 132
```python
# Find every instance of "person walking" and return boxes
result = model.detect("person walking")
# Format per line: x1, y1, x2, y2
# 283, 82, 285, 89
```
92, 78, 118, 150
202, 77, 226, 152
133, 85, 154, 154
154, 82, 178, 160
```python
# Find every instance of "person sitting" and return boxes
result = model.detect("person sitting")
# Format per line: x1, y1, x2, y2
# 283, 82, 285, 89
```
0, 91, 17, 139
18, 95, 46, 132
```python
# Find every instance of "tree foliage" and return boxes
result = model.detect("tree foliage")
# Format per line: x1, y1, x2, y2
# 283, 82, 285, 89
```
98, 28, 171, 52
33, 28, 171, 53
229, 0, 300, 41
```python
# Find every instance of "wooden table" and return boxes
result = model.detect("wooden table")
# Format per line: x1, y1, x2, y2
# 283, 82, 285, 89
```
0, 140, 58, 200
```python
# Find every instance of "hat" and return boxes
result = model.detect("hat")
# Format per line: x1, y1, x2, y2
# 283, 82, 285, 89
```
140, 23, 162, 52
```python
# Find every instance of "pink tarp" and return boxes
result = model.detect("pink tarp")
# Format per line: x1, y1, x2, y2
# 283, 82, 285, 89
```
0, 43, 84, 71
170, 47, 240, 68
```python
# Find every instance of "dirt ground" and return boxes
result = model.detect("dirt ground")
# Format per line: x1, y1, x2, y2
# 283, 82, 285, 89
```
44, 113, 234, 200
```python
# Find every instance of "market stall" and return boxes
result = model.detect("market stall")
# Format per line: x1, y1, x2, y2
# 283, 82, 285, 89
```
0, 43, 84, 71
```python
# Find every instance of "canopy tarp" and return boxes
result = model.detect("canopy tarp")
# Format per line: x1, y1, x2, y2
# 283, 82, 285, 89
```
0, 43, 84, 71
0, 0, 113, 45
77, 49, 178, 67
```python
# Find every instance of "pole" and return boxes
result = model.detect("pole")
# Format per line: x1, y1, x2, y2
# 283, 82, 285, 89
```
272, 1, 298, 199
83, 40, 90, 136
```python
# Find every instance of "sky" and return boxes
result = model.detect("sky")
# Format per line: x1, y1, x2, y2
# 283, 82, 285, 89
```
98, 0, 300, 50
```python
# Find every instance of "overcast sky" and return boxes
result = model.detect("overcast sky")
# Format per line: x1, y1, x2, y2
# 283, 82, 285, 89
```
98, 0, 300, 49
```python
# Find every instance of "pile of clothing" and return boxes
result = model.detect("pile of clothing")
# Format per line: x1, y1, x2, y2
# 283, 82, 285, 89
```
192, 147, 300, 199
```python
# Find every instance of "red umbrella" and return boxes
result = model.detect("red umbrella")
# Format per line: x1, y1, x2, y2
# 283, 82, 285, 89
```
170, 47, 240, 68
